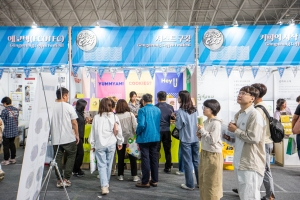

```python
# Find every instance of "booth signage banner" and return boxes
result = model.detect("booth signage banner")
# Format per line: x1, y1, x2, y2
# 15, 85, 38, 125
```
199, 25, 300, 66
96, 73, 126, 99
155, 73, 183, 100
0, 27, 68, 66
72, 26, 195, 66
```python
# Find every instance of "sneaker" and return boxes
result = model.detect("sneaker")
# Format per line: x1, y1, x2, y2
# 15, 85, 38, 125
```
0, 170, 5, 181
111, 170, 116, 176
9, 159, 16, 164
133, 176, 140, 182
164, 168, 171, 173
181, 184, 194, 191
74, 170, 85, 177
56, 180, 63, 188
149, 180, 158, 187
118, 175, 124, 181
101, 186, 109, 195
62, 179, 71, 187
1, 160, 10, 165
175, 171, 184, 175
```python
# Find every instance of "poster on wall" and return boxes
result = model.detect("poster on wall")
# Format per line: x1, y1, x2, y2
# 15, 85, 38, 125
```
199, 25, 300, 66
154, 72, 183, 104
72, 26, 195, 66
17, 73, 58, 200
96, 73, 125, 99
125, 72, 155, 102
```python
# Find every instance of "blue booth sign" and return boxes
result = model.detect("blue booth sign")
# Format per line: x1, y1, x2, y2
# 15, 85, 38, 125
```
199, 25, 300, 66
72, 26, 195, 66
0, 27, 68, 66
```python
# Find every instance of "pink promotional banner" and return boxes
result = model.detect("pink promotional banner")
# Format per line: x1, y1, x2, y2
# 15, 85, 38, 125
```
96, 73, 126, 99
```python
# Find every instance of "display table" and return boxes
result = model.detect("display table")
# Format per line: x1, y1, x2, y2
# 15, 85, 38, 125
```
274, 137, 300, 167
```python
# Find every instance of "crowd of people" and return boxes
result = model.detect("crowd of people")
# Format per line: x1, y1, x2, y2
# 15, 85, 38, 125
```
1, 85, 300, 200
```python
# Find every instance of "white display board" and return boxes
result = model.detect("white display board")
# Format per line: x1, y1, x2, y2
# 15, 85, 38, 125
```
17, 73, 58, 200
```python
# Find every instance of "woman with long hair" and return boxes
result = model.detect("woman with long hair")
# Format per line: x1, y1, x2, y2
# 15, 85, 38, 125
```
73, 99, 87, 177
89, 98, 124, 195
274, 98, 292, 121
115, 99, 139, 182
175, 90, 199, 190
128, 91, 140, 117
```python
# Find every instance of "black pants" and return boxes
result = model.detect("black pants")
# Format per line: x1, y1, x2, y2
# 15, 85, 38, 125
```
117, 144, 137, 176
73, 138, 84, 173
158, 131, 172, 170
139, 142, 159, 184
3, 137, 16, 161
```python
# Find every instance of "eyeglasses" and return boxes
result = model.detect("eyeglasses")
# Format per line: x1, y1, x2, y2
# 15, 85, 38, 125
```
238, 91, 251, 96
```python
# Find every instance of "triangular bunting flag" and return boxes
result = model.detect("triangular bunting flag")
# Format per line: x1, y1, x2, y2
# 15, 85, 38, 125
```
135, 68, 142, 80
149, 68, 156, 79
278, 67, 285, 78
49, 66, 56, 75
109, 68, 117, 79
24, 68, 31, 78
265, 67, 272, 77
85, 68, 90, 78
251, 66, 259, 79
161, 67, 168, 79
226, 66, 233, 78
212, 66, 219, 77
200, 65, 207, 75
238, 67, 245, 78
187, 64, 196, 76
174, 66, 182, 77
291, 66, 298, 78
97, 67, 105, 79
72, 65, 79, 76
123, 69, 130, 79
0, 68, 4, 80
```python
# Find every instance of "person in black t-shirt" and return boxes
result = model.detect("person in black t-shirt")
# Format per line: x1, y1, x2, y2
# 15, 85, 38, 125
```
292, 103, 300, 159
155, 91, 175, 173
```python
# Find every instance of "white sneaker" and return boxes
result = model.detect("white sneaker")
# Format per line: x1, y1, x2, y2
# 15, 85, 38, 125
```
118, 175, 124, 181
101, 186, 109, 195
133, 176, 140, 182
0, 170, 5, 181
181, 184, 194, 190
176, 171, 184, 175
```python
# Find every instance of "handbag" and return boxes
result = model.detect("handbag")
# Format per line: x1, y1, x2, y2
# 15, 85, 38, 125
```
286, 135, 297, 155
171, 127, 180, 140
126, 135, 141, 159
292, 116, 300, 135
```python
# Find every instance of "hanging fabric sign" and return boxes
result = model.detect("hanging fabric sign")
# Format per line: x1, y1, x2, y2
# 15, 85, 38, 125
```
24, 68, 30, 78
149, 68, 156, 79
97, 67, 105, 79
0, 68, 4, 79
251, 66, 259, 79
72, 65, 79, 76
123, 69, 130, 79
278, 67, 285, 78
49, 66, 56, 75
226, 66, 233, 78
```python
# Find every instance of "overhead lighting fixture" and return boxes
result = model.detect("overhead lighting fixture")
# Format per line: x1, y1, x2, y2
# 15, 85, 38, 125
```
163, 22, 168, 29
232, 20, 238, 27
32, 21, 37, 28
95, 21, 100, 28
289, 19, 295, 25
277, 20, 283, 25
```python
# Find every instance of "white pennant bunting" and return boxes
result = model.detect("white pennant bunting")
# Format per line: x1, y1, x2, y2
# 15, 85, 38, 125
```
72, 65, 79, 76
49, 66, 56, 75
85, 68, 90, 78
200, 65, 207, 75
238, 67, 245, 78
123, 69, 130, 79
149, 68, 156, 79
212, 66, 219, 77
135, 68, 142, 80
291, 66, 298, 77
265, 67, 272, 77
97, 67, 105, 79
9, 68, 17, 79
109, 68, 117, 79
251, 66, 259, 79
161, 67, 168, 79
187, 64, 196, 76
277, 67, 285, 78
0, 68, 4, 80
225, 66, 233, 78
174, 66, 182, 77
24, 67, 30, 78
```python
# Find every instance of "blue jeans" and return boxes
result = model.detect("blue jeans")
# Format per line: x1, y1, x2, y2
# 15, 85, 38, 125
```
297, 134, 300, 159
181, 141, 200, 188
95, 144, 116, 188
178, 142, 184, 172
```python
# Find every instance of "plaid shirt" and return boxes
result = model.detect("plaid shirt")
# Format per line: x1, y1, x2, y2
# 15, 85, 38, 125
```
0, 106, 19, 138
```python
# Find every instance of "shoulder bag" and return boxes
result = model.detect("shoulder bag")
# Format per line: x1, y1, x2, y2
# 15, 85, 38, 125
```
292, 115, 300, 135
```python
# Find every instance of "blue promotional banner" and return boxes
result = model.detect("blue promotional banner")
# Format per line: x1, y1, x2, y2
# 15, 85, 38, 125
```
0, 27, 68, 66
155, 73, 183, 102
72, 26, 195, 66
199, 25, 300, 66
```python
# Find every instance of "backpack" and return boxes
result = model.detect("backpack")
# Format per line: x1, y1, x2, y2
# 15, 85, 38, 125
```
255, 105, 284, 143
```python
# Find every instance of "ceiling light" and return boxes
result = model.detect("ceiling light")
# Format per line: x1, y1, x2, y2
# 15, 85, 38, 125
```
277, 20, 282, 25
289, 19, 295, 25
232, 20, 238, 27
95, 21, 100, 28
32, 21, 37, 28
163, 22, 168, 29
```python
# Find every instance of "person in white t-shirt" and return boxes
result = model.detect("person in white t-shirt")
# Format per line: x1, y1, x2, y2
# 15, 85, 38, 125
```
51, 87, 79, 188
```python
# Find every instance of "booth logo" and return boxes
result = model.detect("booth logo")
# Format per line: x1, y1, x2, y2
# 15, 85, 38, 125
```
202, 29, 224, 50
76, 30, 97, 51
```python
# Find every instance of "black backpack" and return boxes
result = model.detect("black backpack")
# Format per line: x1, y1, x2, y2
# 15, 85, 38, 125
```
255, 105, 284, 143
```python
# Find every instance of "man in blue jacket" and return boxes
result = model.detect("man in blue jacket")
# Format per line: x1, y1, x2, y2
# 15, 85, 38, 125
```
136, 94, 161, 188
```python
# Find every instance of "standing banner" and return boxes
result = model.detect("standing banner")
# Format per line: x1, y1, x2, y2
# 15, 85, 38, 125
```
72, 26, 195, 66
155, 72, 183, 102
125, 72, 154, 102
0, 27, 68, 66
17, 73, 58, 200
97, 73, 125, 99
199, 25, 300, 66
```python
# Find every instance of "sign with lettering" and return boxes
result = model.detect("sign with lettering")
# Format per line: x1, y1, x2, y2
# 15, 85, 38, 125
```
72, 26, 195, 66
96, 73, 125, 99
0, 27, 68, 66
199, 25, 300, 66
